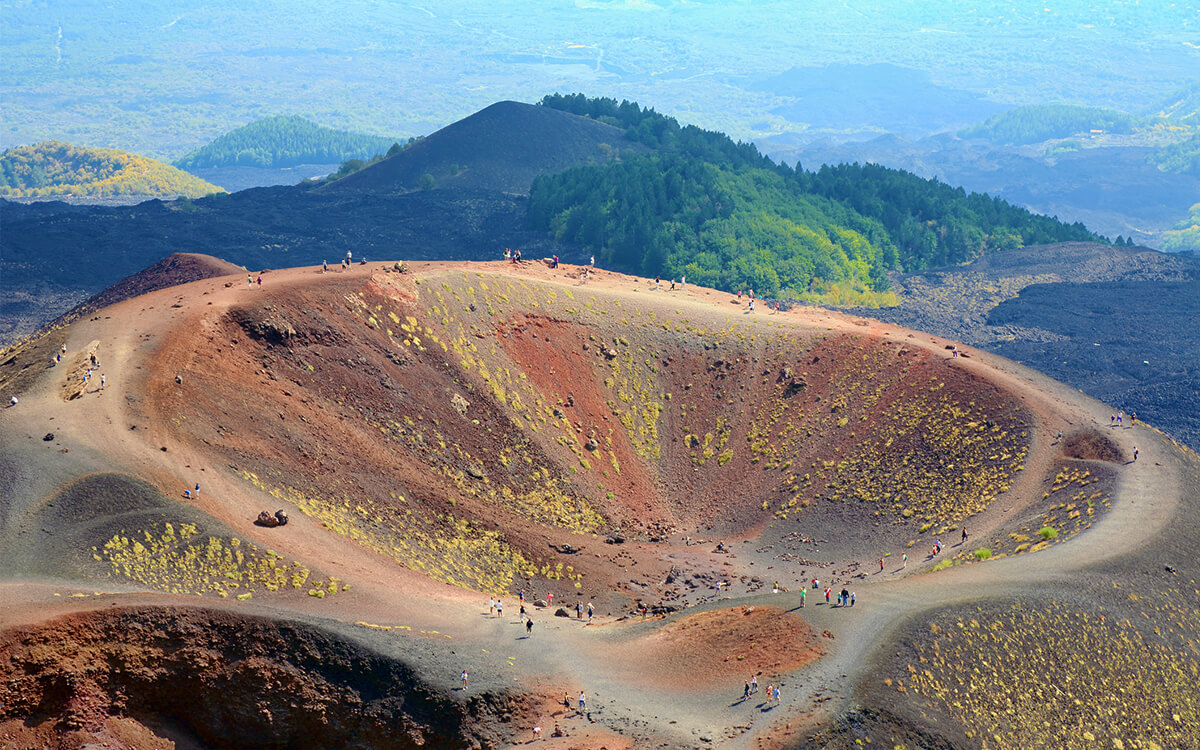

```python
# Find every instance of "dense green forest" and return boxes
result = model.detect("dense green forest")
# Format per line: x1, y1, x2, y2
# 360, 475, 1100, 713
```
175, 115, 398, 169
0, 141, 223, 198
534, 95, 1101, 304
1153, 131, 1200, 178
959, 104, 1142, 145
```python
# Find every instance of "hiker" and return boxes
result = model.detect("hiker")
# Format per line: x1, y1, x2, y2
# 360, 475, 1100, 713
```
743, 681, 751, 700
514, 249, 522, 262
670, 278, 676, 291
799, 588, 806, 607
850, 592, 856, 606
902, 553, 908, 568
526, 618, 533, 635
812, 578, 819, 589
256, 276, 262, 287
504, 249, 511, 262
9, 396, 17, 407
489, 598, 495, 615
100, 374, 106, 388
587, 601, 594, 620
589, 255, 595, 268
737, 290, 742, 301
1131, 412, 1138, 426
824, 587, 831, 604
680, 274, 686, 289
347, 250, 352, 264
194, 483, 200, 498
962, 528, 968, 543
578, 692, 586, 712
1133, 447, 1139, 461
841, 587, 849, 606
496, 600, 503, 617
461, 670, 468, 690
880, 558, 885, 573
773, 684, 780, 705
576, 601, 583, 619
552, 255, 559, 268
247, 274, 253, 289
765, 684, 774, 706
750, 675, 757, 693
748, 299, 754, 311
655, 275, 661, 290
322, 259, 328, 272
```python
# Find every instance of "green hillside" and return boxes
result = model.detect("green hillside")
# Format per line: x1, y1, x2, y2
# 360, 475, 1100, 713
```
1153, 131, 1200, 178
1161, 203, 1200, 254
1151, 80, 1200, 124
533, 95, 1102, 305
175, 115, 398, 169
0, 141, 223, 198
959, 104, 1142, 145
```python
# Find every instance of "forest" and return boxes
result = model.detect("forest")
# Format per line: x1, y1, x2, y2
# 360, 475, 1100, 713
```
533, 95, 1102, 304
958, 104, 1142, 145
175, 116, 398, 169
1153, 131, 1200, 178
0, 141, 222, 198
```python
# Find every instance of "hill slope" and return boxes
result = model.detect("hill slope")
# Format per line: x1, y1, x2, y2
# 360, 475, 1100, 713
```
958, 104, 1142, 145
0, 141, 223, 199
174, 115, 398, 170
325, 100, 644, 195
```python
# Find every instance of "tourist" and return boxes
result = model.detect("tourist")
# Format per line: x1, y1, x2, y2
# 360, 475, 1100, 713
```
461, 670, 468, 690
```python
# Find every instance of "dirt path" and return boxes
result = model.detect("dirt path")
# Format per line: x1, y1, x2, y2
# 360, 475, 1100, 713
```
0, 259, 1185, 749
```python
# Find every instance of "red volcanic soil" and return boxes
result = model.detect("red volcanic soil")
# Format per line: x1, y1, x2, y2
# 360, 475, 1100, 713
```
603, 605, 823, 692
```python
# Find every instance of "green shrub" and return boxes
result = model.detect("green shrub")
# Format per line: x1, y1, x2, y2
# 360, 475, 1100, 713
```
1038, 526, 1059, 540
974, 548, 993, 561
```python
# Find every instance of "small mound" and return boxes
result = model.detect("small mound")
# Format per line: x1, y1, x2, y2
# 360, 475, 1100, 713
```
75, 252, 243, 316
610, 606, 822, 691
0, 606, 508, 749
1062, 428, 1124, 462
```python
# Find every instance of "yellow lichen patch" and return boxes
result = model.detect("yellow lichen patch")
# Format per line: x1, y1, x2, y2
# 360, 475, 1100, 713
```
93, 522, 343, 598
901, 602, 1200, 749
239, 471, 576, 595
